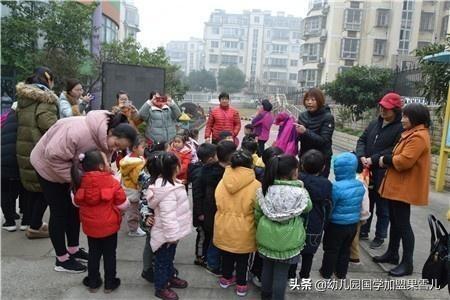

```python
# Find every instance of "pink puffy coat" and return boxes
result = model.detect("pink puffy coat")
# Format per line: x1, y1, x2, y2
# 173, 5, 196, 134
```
147, 177, 192, 252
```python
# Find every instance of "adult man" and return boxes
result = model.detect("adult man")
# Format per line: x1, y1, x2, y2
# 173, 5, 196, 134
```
355, 93, 403, 249
205, 92, 241, 144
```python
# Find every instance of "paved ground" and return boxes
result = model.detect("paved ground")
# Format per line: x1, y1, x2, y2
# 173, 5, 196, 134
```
1, 120, 449, 299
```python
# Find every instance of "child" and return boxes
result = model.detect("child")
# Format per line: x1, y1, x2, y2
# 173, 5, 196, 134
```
184, 128, 200, 164
169, 135, 192, 185
319, 152, 365, 279
241, 139, 262, 168
200, 140, 237, 276
218, 130, 234, 142
255, 155, 312, 300
214, 150, 261, 297
72, 150, 129, 293
147, 152, 192, 300
242, 124, 256, 143
288, 150, 332, 279
189, 143, 217, 268
119, 136, 147, 237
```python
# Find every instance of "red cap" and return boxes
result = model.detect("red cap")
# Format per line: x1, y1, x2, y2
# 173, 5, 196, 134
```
379, 93, 403, 109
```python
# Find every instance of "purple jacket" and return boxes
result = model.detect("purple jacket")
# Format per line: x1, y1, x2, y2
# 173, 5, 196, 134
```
274, 112, 298, 156
251, 111, 274, 141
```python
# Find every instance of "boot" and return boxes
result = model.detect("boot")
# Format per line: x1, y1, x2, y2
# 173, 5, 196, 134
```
26, 223, 49, 239
372, 251, 399, 264
389, 261, 413, 277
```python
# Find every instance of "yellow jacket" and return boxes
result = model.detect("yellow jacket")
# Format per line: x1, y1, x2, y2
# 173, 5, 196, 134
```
119, 155, 145, 190
252, 154, 265, 168
213, 166, 261, 253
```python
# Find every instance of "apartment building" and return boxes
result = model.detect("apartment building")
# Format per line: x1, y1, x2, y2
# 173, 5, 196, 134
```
299, 0, 450, 89
166, 38, 205, 75
203, 9, 303, 94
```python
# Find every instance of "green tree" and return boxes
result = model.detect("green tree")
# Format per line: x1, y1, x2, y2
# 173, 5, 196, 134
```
218, 66, 245, 93
415, 39, 450, 115
322, 66, 394, 120
98, 39, 188, 101
187, 69, 216, 91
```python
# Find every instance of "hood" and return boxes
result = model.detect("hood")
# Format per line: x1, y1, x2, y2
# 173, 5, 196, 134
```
274, 112, 291, 125
171, 145, 191, 155
147, 177, 184, 208
76, 171, 114, 206
221, 166, 255, 195
85, 110, 111, 153
333, 152, 358, 181
16, 82, 58, 109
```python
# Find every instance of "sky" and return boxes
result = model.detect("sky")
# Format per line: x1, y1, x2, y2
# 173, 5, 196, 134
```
133, 0, 309, 50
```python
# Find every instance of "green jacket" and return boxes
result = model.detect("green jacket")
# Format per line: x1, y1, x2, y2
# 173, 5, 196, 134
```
138, 101, 181, 143
255, 180, 312, 260
16, 82, 59, 192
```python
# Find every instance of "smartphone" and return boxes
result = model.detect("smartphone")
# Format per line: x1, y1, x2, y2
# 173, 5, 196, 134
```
155, 96, 168, 102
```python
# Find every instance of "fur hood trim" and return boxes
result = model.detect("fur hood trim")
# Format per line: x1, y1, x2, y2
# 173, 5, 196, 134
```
16, 82, 58, 104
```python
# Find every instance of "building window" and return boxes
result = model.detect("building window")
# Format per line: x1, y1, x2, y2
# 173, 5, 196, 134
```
239, 56, 243, 63
223, 41, 238, 49
304, 16, 322, 35
209, 54, 218, 63
222, 27, 243, 38
306, 70, 317, 87
376, 9, 389, 27
289, 73, 297, 81
344, 9, 362, 31
270, 58, 288, 67
254, 16, 260, 23
398, 1, 413, 55
211, 27, 220, 34
303, 43, 319, 62
292, 31, 302, 39
269, 72, 287, 81
221, 55, 238, 65
445, 1, 450, 10
399, 29, 411, 54
441, 16, 449, 38
341, 38, 360, 59
272, 29, 290, 40
290, 59, 298, 67
417, 41, 431, 50
272, 44, 288, 54
403, 0, 414, 10
211, 15, 221, 23
291, 45, 300, 53
373, 39, 386, 56
350, 1, 360, 8
420, 12, 435, 32
211, 41, 219, 48
102, 15, 118, 43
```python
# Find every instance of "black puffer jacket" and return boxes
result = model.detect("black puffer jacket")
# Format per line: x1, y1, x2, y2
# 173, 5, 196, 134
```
188, 161, 203, 227
355, 114, 403, 190
198, 162, 225, 235
1, 110, 20, 179
297, 106, 335, 159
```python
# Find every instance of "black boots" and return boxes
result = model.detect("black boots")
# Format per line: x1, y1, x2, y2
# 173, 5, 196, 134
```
372, 252, 399, 264
389, 261, 413, 277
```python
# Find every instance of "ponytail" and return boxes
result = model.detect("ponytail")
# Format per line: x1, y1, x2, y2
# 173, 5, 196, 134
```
71, 160, 82, 192
262, 156, 279, 196
107, 112, 129, 132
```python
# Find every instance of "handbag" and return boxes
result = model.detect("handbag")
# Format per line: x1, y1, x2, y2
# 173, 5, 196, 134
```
421, 214, 448, 289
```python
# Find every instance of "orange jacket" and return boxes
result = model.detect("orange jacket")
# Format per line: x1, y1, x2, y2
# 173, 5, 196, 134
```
205, 106, 241, 141
379, 125, 431, 206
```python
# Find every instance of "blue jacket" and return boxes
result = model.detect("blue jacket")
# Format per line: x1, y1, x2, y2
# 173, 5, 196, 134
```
330, 152, 365, 225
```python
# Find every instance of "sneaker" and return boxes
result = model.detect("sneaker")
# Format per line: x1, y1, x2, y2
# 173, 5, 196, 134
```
104, 278, 121, 293
19, 225, 28, 231
2, 221, 16, 232
349, 258, 361, 265
54, 257, 87, 273
169, 277, 188, 289
128, 227, 146, 237
359, 232, 369, 240
219, 276, 236, 288
369, 238, 384, 249
141, 269, 154, 283
252, 275, 262, 288
194, 256, 207, 268
82, 276, 103, 293
26, 224, 49, 239
236, 284, 248, 297
155, 288, 178, 300
70, 248, 88, 262
206, 267, 222, 277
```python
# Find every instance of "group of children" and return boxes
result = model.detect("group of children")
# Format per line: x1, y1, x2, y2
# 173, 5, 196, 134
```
71, 124, 369, 300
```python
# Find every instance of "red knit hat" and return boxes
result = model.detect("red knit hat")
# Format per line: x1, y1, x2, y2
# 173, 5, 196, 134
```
379, 93, 403, 109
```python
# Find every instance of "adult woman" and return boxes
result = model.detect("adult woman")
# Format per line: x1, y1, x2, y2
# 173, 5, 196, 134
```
59, 79, 93, 118
111, 90, 141, 127
373, 103, 431, 277
296, 88, 335, 177
138, 91, 181, 145
252, 99, 274, 155
30, 111, 137, 273
16, 67, 59, 239
355, 93, 404, 249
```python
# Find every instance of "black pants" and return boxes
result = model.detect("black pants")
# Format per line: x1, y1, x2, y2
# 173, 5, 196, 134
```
21, 189, 47, 230
321, 157, 331, 178
257, 140, 266, 156
1, 178, 23, 223
87, 233, 117, 287
288, 253, 314, 279
221, 250, 250, 286
251, 251, 263, 278
320, 223, 357, 279
386, 200, 414, 264
38, 174, 80, 256
195, 225, 210, 258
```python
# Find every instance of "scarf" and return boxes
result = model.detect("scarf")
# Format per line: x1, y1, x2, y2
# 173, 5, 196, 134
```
64, 92, 81, 116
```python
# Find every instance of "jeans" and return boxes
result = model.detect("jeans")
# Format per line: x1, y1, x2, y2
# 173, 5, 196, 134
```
360, 190, 389, 239
143, 232, 154, 273
386, 200, 414, 264
21, 190, 47, 230
261, 258, 291, 300
38, 174, 80, 256
221, 250, 250, 286
207, 243, 221, 270
154, 243, 177, 290
320, 223, 357, 279
1, 178, 22, 223
87, 233, 117, 287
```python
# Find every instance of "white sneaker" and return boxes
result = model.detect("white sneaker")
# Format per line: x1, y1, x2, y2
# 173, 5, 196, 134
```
128, 227, 146, 237
252, 275, 262, 288
2, 222, 17, 232
19, 225, 28, 231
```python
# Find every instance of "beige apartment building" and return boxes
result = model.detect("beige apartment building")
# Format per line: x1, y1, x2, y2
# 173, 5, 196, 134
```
299, 0, 450, 89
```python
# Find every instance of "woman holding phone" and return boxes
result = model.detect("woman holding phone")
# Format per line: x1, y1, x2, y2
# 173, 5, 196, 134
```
59, 79, 93, 118
138, 91, 181, 146
111, 90, 141, 128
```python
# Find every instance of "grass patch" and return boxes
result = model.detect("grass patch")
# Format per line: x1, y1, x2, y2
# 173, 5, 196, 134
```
336, 127, 363, 137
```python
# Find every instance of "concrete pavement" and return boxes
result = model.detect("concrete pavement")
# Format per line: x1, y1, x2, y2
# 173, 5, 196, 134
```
1, 121, 449, 299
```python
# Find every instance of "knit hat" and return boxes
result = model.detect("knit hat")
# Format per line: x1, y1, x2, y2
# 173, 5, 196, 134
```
379, 93, 403, 109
